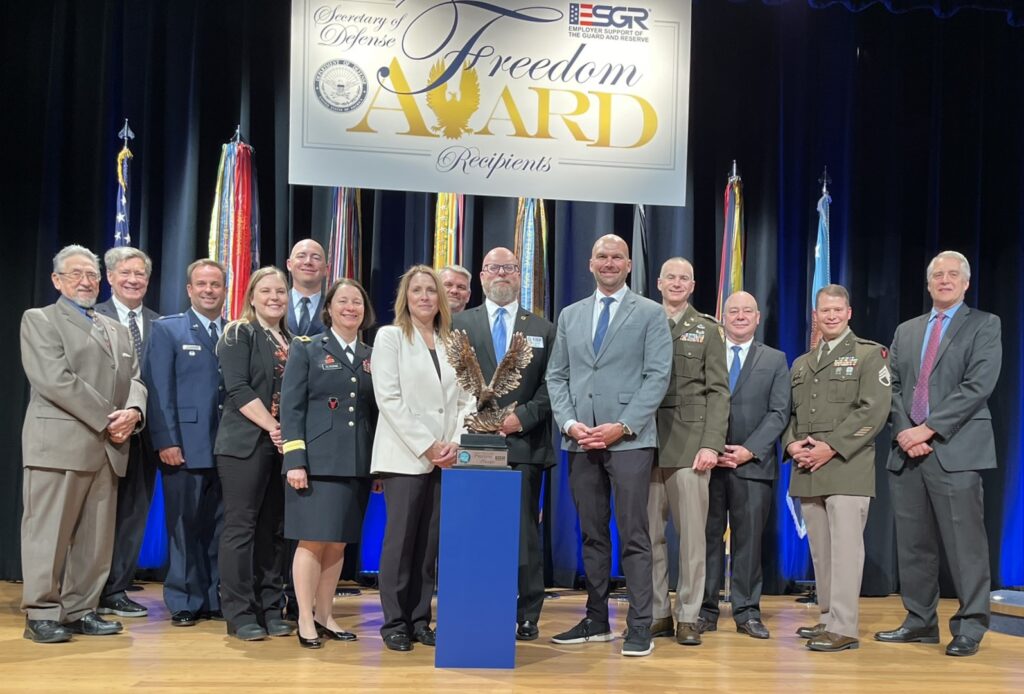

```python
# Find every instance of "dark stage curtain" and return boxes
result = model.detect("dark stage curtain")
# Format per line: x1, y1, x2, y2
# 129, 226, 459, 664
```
2, 1, 1023, 599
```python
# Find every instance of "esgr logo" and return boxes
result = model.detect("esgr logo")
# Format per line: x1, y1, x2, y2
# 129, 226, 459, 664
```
569, 3, 650, 30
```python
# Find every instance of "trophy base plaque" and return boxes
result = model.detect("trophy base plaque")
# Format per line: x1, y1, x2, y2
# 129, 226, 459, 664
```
455, 433, 509, 469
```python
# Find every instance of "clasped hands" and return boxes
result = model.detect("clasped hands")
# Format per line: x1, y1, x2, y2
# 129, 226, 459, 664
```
567, 422, 626, 450
786, 436, 835, 472
425, 440, 459, 468
106, 408, 140, 444
895, 423, 935, 458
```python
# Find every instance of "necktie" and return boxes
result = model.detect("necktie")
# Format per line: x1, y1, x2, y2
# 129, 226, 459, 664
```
911, 312, 946, 424
88, 309, 111, 351
209, 320, 219, 342
127, 310, 143, 357
593, 296, 615, 354
344, 345, 354, 364
492, 307, 508, 362
298, 297, 311, 335
818, 341, 831, 367
729, 345, 742, 391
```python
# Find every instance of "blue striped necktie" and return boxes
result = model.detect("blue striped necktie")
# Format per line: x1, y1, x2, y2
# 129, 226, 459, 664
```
593, 296, 615, 354
492, 307, 507, 361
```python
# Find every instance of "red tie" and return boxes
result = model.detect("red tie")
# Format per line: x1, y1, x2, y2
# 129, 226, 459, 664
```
910, 312, 945, 424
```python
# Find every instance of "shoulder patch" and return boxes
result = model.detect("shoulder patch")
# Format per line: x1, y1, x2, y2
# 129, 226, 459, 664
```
880, 346, 888, 359
879, 365, 891, 387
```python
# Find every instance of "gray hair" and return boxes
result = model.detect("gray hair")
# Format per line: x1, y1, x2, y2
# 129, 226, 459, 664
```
53, 245, 100, 274
926, 250, 971, 282
440, 264, 472, 281
104, 246, 153, 277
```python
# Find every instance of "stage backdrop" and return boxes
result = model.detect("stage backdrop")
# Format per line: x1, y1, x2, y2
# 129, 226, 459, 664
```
288, 0, 692, 205
2, 0, 1023, 596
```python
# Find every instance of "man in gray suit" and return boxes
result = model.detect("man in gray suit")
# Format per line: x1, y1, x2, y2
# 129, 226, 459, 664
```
20, 245, 147, 643
96, 246, 161, 619
699, 291, 790, 639
875, 251, 1001, 657
453, 246, 556, 641
547, 234, 672, 657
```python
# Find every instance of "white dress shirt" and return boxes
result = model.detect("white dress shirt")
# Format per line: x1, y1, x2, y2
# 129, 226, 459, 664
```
591, 285, 629, 338
485, 298, 519, 352
330, 328, 358, 362
111, 296, 145, 341
726, 337, 754, 371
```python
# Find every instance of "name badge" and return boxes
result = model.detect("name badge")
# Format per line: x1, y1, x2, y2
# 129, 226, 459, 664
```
182, 344, 203, 351
321, 363, 342, 371
527, 335, 544, 348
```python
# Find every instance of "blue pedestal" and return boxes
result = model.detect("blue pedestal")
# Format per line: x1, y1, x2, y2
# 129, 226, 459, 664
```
435, 468, 521, 669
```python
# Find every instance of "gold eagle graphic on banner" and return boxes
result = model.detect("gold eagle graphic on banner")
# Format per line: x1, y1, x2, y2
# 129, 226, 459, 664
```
425, 60, 480, 139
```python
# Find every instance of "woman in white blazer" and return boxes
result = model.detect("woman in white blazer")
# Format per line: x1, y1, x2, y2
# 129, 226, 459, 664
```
371, 265, 469, 652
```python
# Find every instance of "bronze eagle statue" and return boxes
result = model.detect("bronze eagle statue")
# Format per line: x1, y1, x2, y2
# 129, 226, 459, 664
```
443, 329, 533, 433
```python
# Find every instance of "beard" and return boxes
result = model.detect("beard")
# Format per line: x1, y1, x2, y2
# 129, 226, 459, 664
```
71, 295, 97, 308
484, 282, 518, 306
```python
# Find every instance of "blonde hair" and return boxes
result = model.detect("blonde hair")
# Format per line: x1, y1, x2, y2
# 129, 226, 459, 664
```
393, 265, 451, 341
224, 266, 291, 343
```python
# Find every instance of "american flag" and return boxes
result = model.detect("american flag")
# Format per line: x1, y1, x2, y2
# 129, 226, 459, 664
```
113, 120, 135, 247
569, 3, 594, 26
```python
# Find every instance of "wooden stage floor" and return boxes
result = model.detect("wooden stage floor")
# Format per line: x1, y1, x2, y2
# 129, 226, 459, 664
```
1, 582, 1021, 693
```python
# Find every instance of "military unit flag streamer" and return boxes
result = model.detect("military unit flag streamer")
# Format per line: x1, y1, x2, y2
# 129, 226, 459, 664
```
209, 130, 261, 321
327, 187, 362, 284
514, 197, 549, 317
715, 164, 744, 321
113, 120, 135, 248
809, 185, 832, 350
433, 192, 465, 268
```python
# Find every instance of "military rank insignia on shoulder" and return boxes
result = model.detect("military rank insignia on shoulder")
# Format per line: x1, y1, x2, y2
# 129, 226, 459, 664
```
878, 365, 891, 386
296, 335, 312, 343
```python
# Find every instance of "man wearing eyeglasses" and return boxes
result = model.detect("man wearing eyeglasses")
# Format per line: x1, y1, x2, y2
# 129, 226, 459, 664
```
94, 247, 161, 620
20, 245, 147, 643
452, 247, 556, 641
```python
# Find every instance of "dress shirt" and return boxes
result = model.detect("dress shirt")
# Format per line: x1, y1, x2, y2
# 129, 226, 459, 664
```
726, 338, 753, 371
291, 289, 321, 316
110, 296, 146, 341
193, 310, 223, 337
591, 285, 629, 339
330, 328, 358, 363
919, 302, 962, 364
485, 298, 519, 353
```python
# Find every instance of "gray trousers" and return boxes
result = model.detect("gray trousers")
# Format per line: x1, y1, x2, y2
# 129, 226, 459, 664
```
569, 448, 653, 629
649, 466, 710, 623
801, 494, 870, 639
890, 458, 990, 641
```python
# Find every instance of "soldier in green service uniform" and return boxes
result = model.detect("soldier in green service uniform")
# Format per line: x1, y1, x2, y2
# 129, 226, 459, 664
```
784, 284, 892, 653
648, 257, 730, 646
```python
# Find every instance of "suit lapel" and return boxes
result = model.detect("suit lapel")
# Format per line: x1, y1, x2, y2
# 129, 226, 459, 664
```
473, 306, 499, 377
734, 341, 760, 393
907, 314, 929, 385
596, 291, 636, 361
933, 305, 970, 369
322, 331, 355, 371
189, 309, 217, 352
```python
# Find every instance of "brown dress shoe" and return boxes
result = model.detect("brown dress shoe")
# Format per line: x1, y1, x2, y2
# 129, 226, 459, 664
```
806, 631, 859, 652
796, 622, 827, 639
650, 616, 674, 638
675, 622, 701, 646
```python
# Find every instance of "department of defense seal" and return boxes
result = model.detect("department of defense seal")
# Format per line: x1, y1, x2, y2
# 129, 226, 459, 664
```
314, 59, 368, 113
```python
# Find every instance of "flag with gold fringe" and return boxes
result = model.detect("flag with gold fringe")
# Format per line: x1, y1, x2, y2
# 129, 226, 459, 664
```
208, 130, 260, 321
113, 120, 134, 247
327, 187, 362, 284
715, 164, 744, 320
514, 197, 549, 317
433, 192, 464, 268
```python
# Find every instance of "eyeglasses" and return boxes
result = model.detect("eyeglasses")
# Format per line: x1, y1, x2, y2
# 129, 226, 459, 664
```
482, 263, 520, 275
58, 270, 101, 283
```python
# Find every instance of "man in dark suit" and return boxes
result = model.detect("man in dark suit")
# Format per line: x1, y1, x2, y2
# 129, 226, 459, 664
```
20, 245, 146, 643
441, 264, 472, 314
286, 239, 327, 337
875, 251, 1001, 657
452, 247, 556, 641
95, 247, 161, 619
144, 259, 227, 627
547, 234, 672, 657
698, 291, 790, 639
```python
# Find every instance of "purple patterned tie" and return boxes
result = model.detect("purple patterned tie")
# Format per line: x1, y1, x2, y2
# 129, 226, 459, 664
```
910, 312, 945, 424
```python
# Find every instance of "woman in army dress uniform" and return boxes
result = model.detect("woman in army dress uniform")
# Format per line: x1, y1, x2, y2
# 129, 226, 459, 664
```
280, 279, 376, 649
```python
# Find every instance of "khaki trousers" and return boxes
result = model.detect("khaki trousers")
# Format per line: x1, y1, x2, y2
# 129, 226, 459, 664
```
649, 466, 710, 623
800, 494, 870, 639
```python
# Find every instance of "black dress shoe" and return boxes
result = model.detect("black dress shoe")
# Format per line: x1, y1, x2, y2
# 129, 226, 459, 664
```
697, 616, 717, 633
24, 619, 73, 643
874, 626, 940, 644
234, 624, 269, 641
64, 611, 123, 635
171, 610, 197, 627
412, 626, 437, 646
98, 595, 148, 618
297, 630, 323, 649
383, 632, 412, 651
946, 635, 980, 657
315, 621, 358, 641
736, 618, 770, 639
516, 621, 540, 641
200, 610, 225, 621
266, 618, 295, 637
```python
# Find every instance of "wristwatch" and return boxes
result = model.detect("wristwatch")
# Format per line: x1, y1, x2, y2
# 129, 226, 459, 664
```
618, 422, 633, 437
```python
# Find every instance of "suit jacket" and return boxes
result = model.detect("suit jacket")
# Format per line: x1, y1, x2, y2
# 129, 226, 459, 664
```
657, 305, 730, 468
288, 293, 325, 337
783, 331, 892, 498
94, 299, 159, 351
143, 309, 225, 469
887, 306, 1001, 473
214, 321, 284, 459
453, 304, 556, 466
547, 289, 672, 451
20, 299, 147, 477
724, 342, 791, 481
370, 325, 470, 475
281, 332, 376, 477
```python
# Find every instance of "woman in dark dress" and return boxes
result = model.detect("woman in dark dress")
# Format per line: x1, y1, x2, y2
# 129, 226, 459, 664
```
280, 279, 376, 649
214, 266, 293, 641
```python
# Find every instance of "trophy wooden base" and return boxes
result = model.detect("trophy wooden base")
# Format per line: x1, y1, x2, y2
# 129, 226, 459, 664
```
455, 433, 509, 468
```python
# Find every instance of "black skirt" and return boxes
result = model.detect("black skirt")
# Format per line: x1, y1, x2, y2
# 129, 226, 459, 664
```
283, 475, 371, 543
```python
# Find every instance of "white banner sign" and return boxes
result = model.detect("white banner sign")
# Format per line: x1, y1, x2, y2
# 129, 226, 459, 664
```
289, 0, 691, 206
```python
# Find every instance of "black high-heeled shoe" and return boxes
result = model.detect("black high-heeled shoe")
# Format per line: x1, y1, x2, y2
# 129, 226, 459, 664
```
297, 629, 323, 649
315, 621, 358, 641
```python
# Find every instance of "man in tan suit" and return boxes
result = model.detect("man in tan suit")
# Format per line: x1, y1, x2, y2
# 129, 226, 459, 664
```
649, 258, 729, 646
20, 245, 147, 643
784, 284, 891, 652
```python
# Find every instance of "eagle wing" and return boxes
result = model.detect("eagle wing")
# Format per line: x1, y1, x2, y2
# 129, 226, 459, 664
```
452, 64, 480, 129
488, 332, 533, 399
443, 329, 485, 398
